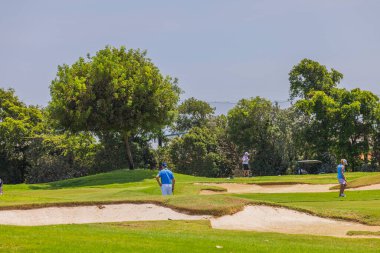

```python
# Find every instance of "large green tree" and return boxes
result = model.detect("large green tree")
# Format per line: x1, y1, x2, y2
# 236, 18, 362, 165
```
289, 59, 344, 169
49, 46, 180, 169
291, 59, 380, 170
227, 97, 297, 175
0, 88, 43, 182
175, 97, 215, 132
334, 88, 379, 169
289, 58, 343, 100
169, 118, 238, 177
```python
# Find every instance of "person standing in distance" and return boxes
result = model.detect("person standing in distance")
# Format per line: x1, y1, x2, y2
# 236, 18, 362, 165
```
242, 152, 250, 177
156, 162, 175, 195
0, 178, 3, 195
337, 159, 348, 197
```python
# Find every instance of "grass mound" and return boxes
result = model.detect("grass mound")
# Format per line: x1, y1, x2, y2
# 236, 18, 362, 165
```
330, 173, 380, 190
347, 230, 380, 236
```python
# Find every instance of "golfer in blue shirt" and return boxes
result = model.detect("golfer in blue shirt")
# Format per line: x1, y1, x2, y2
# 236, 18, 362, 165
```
156, 162, 175, 195
337, 159, 348, 197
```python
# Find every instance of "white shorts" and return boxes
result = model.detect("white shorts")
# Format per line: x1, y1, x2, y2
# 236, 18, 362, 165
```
161, 184, 173, 195
338, 178, 346, 185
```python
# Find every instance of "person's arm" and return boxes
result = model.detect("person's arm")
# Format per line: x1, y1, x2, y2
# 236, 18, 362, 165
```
342, 166, 346, 180
172, 178, 175, 191
155, 174, 162, 187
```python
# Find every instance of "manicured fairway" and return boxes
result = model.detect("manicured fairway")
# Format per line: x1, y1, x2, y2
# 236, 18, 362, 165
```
1, 169, 380, 252
1, 170, 380, 222
1, 220, 380, 253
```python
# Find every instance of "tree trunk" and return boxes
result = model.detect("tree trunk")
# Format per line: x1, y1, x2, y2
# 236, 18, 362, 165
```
124, 135, 135, 170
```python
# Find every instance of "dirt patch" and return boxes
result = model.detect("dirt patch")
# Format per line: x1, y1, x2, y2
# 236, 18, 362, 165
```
200, 183, 380, 194
0, 203, 210, 226
211, 205, 380, 237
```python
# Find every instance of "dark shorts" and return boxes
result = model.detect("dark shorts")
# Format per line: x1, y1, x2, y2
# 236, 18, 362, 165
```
243, 164, 249, 170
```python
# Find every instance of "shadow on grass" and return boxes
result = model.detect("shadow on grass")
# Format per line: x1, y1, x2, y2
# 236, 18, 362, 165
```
28, 169, 158, 190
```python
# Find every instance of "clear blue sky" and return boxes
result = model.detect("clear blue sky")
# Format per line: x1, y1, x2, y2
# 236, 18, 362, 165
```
1, 0, 379, 107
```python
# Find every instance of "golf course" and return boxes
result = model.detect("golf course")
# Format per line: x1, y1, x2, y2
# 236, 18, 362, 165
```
1, 169, 380, 252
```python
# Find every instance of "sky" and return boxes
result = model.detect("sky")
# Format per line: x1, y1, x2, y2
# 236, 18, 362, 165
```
1, 0, 380, 112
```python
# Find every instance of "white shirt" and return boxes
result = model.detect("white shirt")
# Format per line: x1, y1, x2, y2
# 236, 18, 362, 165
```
242, 155, 249, 164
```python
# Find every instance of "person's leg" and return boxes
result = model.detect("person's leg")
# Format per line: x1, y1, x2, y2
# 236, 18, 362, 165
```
341, 183, 346, 196
166, 184, 173, 195
162, 184, 172, 195
161, 185, 166, 195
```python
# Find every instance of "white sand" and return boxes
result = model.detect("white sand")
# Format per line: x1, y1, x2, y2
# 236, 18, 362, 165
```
200, 183, 380, 194
0, 203, 210, 226
211, 205, 380, 237
1, 203, 379, 238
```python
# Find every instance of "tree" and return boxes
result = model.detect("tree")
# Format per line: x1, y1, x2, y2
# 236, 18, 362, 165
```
168, 124, 238, 177
372, 105, 380, 168
0, 88, 43, 183
49, 46, 180, 169
227, 97, 296, 175
175, 97, 215, 132
334, 88, 379, 170
289, 58, 343, 100
295, 90, 339, 157
294, 86, 380, 171
25, 131, 100, 183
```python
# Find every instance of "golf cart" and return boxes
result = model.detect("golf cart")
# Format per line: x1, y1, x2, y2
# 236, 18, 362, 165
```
295, 160, 322, 174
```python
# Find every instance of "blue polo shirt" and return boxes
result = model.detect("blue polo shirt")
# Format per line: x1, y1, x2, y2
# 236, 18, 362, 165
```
158, 169, 174, 184
337, 164, 344, 179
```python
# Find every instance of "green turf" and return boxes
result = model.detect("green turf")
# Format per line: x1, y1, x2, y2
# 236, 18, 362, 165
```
347, 230, 380, 236
330, 173, 380, 189
1, 170, 380, 220
1, 169, 380, 252
1, 220, 380, 253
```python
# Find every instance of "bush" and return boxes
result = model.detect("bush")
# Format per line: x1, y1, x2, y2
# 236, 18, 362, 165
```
25, 155, 83, 183
24, 133, 98, 183
169, 126, 237, 177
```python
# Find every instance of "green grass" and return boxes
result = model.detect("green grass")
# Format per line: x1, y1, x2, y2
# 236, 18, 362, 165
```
347, 230, 380, 236
1, 169, 380, 252
1, 220, 380, 253
2, 170, 380, 220
330, 173, 380, 190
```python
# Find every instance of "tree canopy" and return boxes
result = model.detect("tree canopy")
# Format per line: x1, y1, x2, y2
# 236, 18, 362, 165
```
0, 88, 43, 182
175, 97, 215, 132
289, 58, 343, 100
49, 46, 180, 168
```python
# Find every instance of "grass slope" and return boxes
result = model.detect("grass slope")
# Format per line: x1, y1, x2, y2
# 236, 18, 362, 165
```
330, 173, 380, 190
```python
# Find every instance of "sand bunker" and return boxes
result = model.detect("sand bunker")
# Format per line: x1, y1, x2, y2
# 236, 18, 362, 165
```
200, 183, 380, 194
0, 203, 210, 226
211, 205, 380, 237
1, 203, 379, 238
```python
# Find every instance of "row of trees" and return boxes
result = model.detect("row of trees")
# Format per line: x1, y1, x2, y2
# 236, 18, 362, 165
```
163, 59, 380, 176
1, 46, 380, 183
